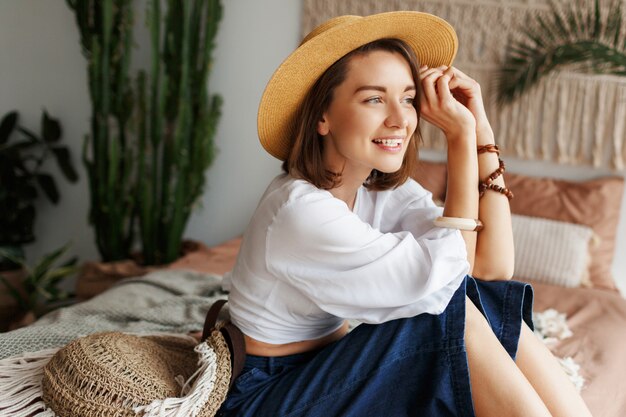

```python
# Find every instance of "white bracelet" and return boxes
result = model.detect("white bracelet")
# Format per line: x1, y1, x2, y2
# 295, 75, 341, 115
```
434, 216, 484, 232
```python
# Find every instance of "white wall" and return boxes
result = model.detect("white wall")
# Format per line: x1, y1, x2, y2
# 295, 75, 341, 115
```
1, 0, 625, 294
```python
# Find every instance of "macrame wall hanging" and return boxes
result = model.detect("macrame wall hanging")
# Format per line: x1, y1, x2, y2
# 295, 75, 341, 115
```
302, 0, 626, 170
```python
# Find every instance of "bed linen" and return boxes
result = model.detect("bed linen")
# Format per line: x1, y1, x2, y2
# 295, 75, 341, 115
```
530, 281, 626, 417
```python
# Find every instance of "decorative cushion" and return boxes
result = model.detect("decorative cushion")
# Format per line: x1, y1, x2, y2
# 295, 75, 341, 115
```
511, 214, 595, 287
506, 172, 624, 291
412, 160, 625, 290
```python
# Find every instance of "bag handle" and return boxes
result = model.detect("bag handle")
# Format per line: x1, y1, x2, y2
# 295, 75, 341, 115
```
202, 299, 246, 388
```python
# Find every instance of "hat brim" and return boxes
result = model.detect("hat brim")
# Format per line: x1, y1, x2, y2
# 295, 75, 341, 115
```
258, 11, 458, 161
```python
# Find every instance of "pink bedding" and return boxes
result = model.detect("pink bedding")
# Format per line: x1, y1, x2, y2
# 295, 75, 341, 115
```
530, 281, 626, 416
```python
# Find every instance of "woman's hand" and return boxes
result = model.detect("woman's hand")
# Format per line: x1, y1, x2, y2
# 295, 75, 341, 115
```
419, 66, 476, 140
446, 67, 489, 127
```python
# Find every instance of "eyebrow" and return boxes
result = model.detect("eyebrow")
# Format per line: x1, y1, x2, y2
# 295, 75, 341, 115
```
354, 85, 416, 94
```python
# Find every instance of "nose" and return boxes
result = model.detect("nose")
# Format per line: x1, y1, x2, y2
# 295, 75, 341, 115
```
384, 103, 409, 129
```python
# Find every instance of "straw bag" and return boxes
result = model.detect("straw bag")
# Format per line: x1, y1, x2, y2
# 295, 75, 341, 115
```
39, 299, 246, 417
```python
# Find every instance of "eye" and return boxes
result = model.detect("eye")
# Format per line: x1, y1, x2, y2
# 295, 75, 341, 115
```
365, 96, 383, 104
402, 96, 416, 104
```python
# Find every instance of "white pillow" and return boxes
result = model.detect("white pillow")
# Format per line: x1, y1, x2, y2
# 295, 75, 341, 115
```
512, 214, 595, 287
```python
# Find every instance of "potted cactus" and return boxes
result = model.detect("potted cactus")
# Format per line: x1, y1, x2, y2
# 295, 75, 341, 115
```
66, 0, 223, 298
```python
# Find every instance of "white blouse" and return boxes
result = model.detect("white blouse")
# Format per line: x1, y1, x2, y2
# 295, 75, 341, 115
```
223, 174, 470, 344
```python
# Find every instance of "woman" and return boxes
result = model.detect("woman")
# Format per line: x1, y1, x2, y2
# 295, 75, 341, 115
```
218, 11, 592, 417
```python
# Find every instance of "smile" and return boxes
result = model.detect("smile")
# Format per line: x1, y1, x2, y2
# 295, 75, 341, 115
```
372, 137, 404, 152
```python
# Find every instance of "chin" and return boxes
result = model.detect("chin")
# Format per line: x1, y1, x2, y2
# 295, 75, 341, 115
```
374, 162, 403, 174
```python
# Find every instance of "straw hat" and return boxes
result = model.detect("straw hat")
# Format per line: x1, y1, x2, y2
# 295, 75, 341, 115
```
41, 331, 231, 417
257, 11, 458, 161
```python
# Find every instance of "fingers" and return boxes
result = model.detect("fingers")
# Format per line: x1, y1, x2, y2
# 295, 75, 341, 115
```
420, 67, 444, 105
436, 67, 454, 102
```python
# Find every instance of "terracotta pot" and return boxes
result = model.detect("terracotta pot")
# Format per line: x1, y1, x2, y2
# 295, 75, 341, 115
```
7, 310, 36, 331
0, 268, 27, 332
76, 240, 210, 300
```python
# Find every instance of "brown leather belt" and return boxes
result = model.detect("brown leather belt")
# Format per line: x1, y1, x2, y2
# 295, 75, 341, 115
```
202, 299, 246, 388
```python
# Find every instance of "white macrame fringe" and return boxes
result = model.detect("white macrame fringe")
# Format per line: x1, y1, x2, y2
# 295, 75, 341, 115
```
0, 347, 60, 417
133, 342, 218, 417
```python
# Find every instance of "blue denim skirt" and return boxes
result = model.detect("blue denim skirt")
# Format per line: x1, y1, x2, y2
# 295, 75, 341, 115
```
218, 276, 533, 417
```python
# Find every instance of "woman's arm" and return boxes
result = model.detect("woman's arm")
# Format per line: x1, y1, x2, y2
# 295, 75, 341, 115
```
419, 66, 514, 280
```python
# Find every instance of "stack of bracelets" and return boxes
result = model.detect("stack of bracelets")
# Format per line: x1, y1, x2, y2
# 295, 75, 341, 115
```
477, 144, 514, 200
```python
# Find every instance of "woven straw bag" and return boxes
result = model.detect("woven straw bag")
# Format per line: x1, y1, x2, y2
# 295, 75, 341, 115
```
39, 299, 245, 417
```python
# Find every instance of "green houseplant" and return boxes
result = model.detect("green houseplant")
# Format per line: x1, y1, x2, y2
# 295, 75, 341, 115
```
498, 0, 626, 103
67, 0, 223, 268
0, 244, 78, 330
0, 110, 78, 271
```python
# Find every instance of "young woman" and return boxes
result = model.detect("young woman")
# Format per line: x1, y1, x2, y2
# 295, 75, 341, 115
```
218, 11, 592, 417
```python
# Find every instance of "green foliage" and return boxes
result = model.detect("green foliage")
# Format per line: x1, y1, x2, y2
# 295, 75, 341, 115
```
498, 0, 626, 104
67, 0, 223, 266
0, 110, 78, 271
65, 0, 136, 262
136, 0, 223, 265
0, 243, 78, 315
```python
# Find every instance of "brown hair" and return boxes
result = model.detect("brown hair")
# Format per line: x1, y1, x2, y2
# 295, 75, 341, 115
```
282, 38, 422, 191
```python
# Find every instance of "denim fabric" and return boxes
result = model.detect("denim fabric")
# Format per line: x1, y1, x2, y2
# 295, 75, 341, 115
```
218, 276, 533, 417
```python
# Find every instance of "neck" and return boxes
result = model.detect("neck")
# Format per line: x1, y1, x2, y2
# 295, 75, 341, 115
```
327, 171, 367, 211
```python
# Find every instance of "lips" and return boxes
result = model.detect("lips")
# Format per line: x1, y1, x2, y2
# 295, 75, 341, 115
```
372, 136, 404, 151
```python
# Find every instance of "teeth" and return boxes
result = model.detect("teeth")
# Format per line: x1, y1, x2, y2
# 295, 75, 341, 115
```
373, 139, 402, 146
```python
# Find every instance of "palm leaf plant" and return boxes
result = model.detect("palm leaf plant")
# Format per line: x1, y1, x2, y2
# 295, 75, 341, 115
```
0, 110, 78, 271
498, 0, 626, 104
0, 243, 78, 317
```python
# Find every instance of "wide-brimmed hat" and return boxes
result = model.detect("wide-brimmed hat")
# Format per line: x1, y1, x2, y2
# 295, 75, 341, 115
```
41, 330, 231, 417
257, 11, 458, 161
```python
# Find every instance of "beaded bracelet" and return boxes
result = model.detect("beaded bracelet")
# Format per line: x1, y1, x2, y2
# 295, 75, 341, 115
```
479, 182, 515, 199
477, 144, 500, 155
478, 158, 514, 200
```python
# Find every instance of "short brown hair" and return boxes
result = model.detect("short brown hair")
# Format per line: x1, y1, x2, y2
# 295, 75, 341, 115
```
282, 38, 422, 191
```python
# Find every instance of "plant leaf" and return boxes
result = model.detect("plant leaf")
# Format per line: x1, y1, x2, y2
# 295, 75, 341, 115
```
0, 248, 26, 268
0, 111, 18, 145
36, 174, 60, 204
16, 127, 40, 144
42, 110, 62, 143
51, 147, 79, 182
31, 244, 70, 281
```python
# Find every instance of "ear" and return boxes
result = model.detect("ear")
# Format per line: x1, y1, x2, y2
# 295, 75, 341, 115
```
317, 115, 329, 136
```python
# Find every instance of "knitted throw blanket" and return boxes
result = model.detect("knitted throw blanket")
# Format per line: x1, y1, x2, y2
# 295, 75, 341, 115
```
0, 269, 227, 361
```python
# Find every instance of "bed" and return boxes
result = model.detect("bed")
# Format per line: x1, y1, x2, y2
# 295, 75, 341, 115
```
1, 168, 626, 417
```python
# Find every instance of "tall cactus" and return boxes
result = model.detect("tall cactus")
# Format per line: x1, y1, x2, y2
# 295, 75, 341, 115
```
66, 0, 136, 262
68, 0, 222, 266
137, 0, 223, 265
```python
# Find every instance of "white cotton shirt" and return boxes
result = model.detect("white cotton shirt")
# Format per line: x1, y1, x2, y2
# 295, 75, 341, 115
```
222, 174, 470, 344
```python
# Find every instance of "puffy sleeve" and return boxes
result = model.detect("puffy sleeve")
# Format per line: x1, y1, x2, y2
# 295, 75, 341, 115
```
265, 189, 469, 323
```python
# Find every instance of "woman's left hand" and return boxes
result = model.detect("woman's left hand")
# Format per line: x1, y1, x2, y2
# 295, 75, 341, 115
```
444, 67, 489, 129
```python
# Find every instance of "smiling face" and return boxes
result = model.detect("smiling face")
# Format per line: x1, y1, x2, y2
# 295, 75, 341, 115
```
317, 50, 418, 183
